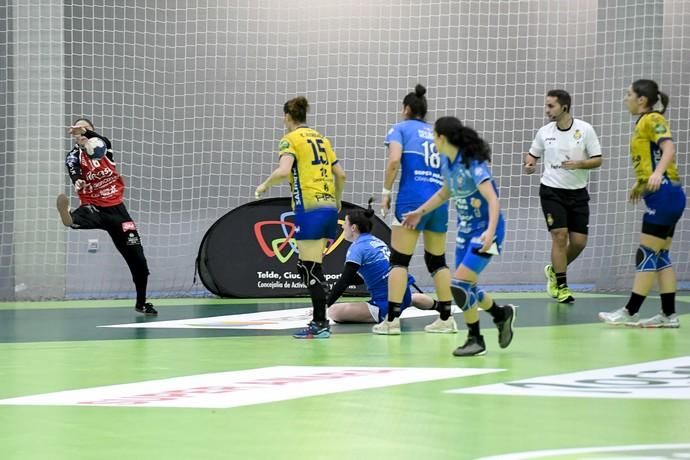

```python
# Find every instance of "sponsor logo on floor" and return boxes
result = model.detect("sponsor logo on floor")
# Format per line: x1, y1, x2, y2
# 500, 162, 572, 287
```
0, 366, 502, 408
477, 443, 690, 460
448, 356, 690, 400
99, 306, 460, 330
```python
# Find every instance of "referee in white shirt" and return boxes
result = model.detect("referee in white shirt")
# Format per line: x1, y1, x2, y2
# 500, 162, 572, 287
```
523, 90, 603, 303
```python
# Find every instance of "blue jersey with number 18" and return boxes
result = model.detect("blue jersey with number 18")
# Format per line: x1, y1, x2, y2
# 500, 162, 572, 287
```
384, 119, 444, 210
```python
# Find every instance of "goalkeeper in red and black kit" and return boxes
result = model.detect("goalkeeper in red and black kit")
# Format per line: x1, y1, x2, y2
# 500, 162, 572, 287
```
56, 118, 157, 315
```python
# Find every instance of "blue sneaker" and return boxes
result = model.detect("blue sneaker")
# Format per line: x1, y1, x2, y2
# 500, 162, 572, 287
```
293, 320, 331, 339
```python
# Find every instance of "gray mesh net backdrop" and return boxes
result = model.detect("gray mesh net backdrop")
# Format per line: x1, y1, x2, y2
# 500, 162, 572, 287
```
1, 0, 688, 300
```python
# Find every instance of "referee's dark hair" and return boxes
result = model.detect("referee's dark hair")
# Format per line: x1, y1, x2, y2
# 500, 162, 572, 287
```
547, 89, 571, 113
347, 198, 375, 234
402, 84, 428, 119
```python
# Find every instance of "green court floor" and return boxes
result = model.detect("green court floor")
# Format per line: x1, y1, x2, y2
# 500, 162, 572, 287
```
0, 293, 688, 460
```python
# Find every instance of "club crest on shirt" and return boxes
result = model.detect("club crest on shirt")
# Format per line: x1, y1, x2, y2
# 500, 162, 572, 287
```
573, 129, 582, 140
471, 198, 482, 209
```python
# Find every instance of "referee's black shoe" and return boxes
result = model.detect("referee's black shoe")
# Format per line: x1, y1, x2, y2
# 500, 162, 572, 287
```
135, 302, 158, 316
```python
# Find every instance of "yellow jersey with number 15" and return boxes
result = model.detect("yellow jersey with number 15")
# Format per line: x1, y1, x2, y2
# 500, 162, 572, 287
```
630, 112, 680, 186
278, 126, 339, 212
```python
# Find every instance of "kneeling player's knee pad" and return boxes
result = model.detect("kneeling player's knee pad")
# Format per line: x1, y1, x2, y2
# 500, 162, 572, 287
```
656, 249, 672, 271
451, 279, 477, 312
635, 245, 658, 272
389, 249, 412, 269
424, 251, 447, 276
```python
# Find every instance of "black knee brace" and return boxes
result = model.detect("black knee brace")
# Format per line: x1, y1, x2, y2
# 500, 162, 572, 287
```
424, 251, 448, 276
297, 260, 328, 322
389, 249, 412, 268
296, 260, 326, 288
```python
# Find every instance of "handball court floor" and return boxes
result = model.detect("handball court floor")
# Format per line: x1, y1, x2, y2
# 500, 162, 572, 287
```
0, 292, 688, 460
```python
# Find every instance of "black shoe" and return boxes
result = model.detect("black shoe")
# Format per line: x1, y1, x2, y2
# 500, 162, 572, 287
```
494, 304, 516, 349
453, 334, 486, 357
135, 302, 158, 315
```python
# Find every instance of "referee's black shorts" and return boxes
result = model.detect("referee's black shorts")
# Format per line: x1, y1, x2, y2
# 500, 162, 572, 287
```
539, 184, 590, 234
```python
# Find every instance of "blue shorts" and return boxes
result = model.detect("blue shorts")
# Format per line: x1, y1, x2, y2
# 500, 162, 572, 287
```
394, 201, 449, 233
455, 219, 505, 274
368, 287, 413, 322
642, 182, 686, 228
294, 207, 338, 241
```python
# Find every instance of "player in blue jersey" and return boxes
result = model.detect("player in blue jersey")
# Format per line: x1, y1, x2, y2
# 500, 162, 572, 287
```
326, 199, 437, 325
376, 84, 454, 335
403, 116, 516, 356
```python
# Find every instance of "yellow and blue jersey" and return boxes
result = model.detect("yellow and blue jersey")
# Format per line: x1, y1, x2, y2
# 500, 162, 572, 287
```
279, 127, 338, 212
630, 112, 680, 186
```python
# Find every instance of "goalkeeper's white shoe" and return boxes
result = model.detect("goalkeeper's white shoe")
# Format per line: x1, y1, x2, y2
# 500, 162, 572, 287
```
598, 307, 639, 326
634, 313, 680, 328
424, 317, 458, 334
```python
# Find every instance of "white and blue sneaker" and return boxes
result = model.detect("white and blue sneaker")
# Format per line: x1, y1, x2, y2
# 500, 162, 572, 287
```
293, 320, 331, 339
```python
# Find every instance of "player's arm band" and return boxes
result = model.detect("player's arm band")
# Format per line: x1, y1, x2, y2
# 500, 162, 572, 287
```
326, 262, 361, 306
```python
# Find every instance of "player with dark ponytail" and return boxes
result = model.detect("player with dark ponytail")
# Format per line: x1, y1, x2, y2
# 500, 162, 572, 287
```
377, 84, 454, 335
599, 80, 685, 328
327, 199, 437, 324
403, 116, 516, 356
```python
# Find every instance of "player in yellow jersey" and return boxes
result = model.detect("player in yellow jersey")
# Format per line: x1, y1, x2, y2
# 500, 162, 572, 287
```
599, 80, 686, 328
255, 96, 347, 338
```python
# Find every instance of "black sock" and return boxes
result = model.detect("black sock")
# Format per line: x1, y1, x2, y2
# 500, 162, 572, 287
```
660, 292, 676, 316
485, 301, 505, 322
437, 300, 452, 320
387, 302, 402, 321
555, 272, 567, 287
134, 273, 148, 306
625, 292, 646, 315
467, 321, 480, 337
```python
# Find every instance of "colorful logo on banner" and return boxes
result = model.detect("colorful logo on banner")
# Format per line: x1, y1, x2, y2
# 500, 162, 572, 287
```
253, 211, 346, 263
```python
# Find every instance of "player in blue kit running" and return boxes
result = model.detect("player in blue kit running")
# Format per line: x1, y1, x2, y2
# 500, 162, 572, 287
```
376, 84, 454, 335
326, 200, 437, 326
403, 116, 516, 356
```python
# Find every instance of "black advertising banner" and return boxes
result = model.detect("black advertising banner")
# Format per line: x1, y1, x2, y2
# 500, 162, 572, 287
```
197, 198, 391, 298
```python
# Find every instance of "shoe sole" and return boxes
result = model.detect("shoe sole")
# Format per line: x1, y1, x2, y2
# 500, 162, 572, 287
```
558, 295, 575, 304
372, 329, 401, 335
636, 323, 680, 329
453, 349, 487, 357
56, 194, 73, 227
135, 309, 158, 316
424, 328, 458, 334
293, 331, 331, 339
498, 305, 516, 349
